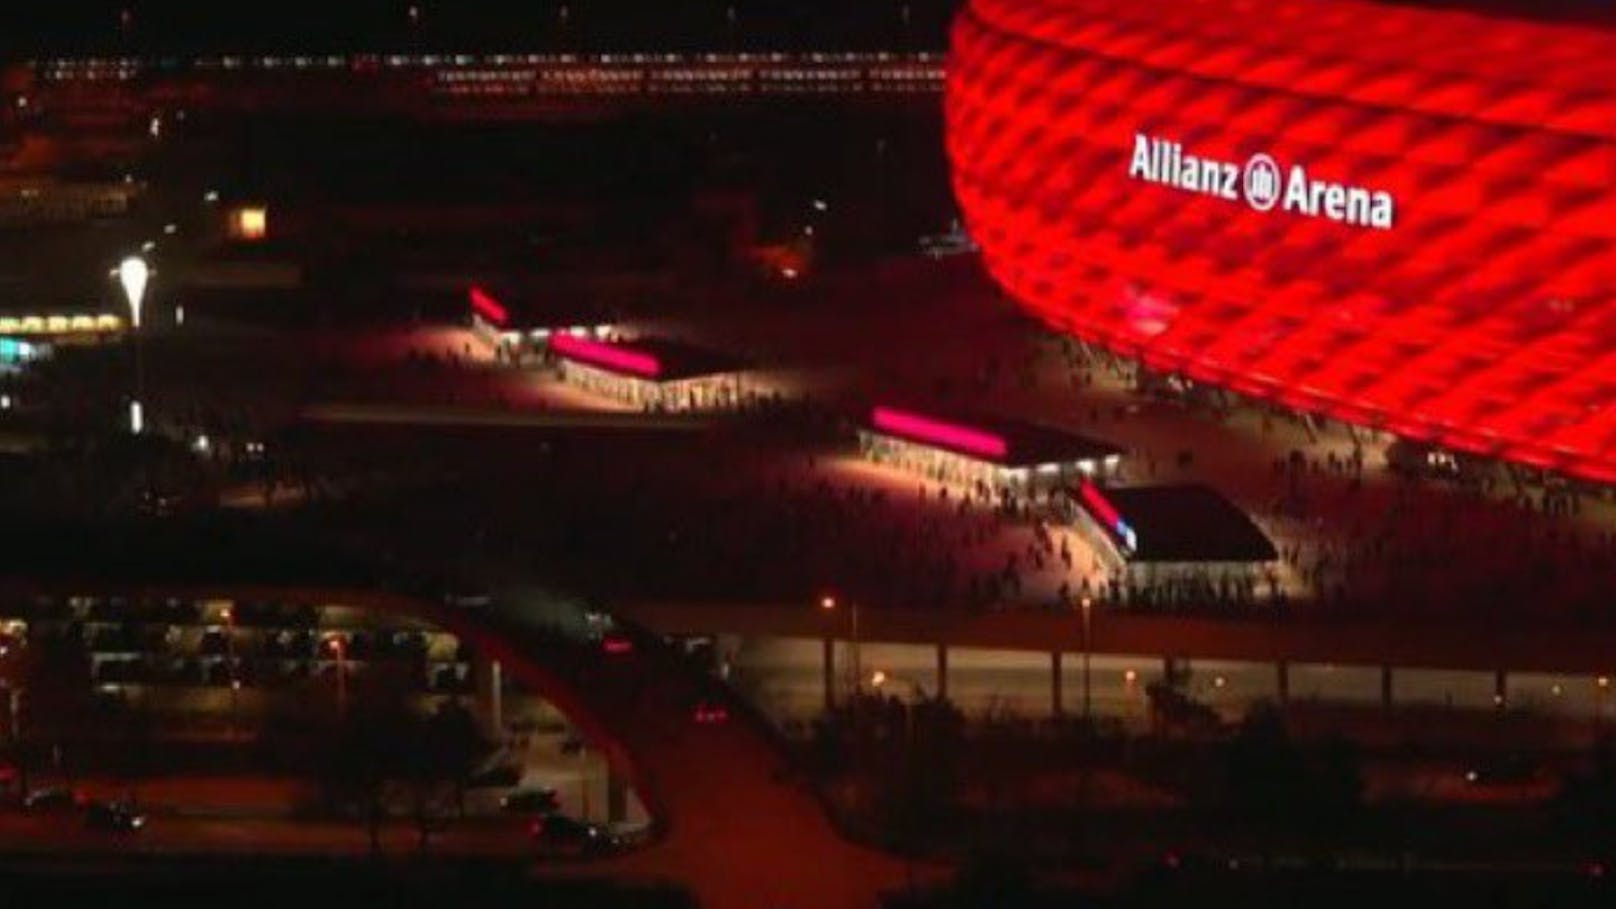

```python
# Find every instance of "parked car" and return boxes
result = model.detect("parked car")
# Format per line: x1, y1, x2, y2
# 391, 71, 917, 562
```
692, 699, 730, 725
467, 765, 523, 789
500, 787, 560, 814
23, 787, 81, 812
529, 813, 620, 857
1464, 754, 1541, 786
84, 801, 145, 832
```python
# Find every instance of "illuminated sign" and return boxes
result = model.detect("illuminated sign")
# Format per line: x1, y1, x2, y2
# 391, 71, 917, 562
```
870, 406, 1009, 460
467, 285, 509, 326
1128, 133, 1395, 230
549, 333, 661, 378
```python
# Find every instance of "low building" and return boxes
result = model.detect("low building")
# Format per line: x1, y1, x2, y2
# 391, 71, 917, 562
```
0, 309, 124, 345
1066, 481, 1277, 581
466, 283, 615, 361
858, 404, 1124, 494
550, 333, 751, 412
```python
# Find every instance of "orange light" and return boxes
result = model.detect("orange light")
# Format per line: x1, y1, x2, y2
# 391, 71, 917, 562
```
230, 205, 268, 241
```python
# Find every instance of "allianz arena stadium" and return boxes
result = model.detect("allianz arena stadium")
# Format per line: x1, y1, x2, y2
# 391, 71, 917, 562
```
945, 0, 1616, 481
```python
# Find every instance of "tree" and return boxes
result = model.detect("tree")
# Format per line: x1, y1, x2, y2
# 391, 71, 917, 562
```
309, 664, 489, 853
1222, 705, 1362, 850
406, 699, 490, 848
1552, 735, 1616, 838
7, 632, 95, 794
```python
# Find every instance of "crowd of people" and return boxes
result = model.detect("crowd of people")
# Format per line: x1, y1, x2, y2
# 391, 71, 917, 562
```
23, 310, 1616, 631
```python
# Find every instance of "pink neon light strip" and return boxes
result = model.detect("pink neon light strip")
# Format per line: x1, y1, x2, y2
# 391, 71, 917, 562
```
468, 286, 509, 327
871, 406, 1009, 460
550, 333, 661, 378
1078, 481, 1123, 529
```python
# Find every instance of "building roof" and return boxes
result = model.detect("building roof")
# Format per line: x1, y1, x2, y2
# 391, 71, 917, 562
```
867, 404, 1124, 468
551, 334, 748, 382
468, 284, 614, 332
1079, 483, 1276, 564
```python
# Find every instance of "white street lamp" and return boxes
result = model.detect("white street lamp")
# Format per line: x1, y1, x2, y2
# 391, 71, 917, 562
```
117, 255, 149, 433
118, 255, 148, 328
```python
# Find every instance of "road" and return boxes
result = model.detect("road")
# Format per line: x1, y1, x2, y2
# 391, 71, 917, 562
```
0, 577, 924, 909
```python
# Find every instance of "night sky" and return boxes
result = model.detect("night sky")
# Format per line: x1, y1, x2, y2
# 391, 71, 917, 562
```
0, 0, 962, 56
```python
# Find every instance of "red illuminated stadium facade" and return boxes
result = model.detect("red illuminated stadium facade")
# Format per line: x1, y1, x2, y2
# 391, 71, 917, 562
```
946, 0, 1616, 481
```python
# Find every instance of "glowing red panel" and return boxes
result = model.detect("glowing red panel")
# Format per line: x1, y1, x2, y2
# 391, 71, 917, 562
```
947, 0, 1616, 482
468, 285, 508, 327
871, 406, 1009, 460
1077, 481, 1121, 529
550, 333, 661, 379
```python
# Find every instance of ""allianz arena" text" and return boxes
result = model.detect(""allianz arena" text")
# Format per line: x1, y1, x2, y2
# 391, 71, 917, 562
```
1128, 133, 1396, 230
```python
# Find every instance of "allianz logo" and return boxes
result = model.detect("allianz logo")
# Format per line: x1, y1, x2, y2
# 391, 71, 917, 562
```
1128, 133, 1395, 230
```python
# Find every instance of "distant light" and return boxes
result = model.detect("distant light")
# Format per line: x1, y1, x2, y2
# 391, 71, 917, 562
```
203, 190, 220, 203
811, 199, 828, 211
819, 595, 836, 611
163, 223, 177, 235
870, 670, 887, 688
117, 256, 149, 328
230, 206, 268, 242
802, 225, 814, 237
0, 395, 11, 411
192, 434, 211, 454
175, 305, 185, 327
148, 115, 161, 139
781, 267, 799, 280
1600, 677, 1610, 689
141, 240, 156, 253
129, 400, 143, 434
1123, 669, 1137, 683
1213, 676, 1226, 688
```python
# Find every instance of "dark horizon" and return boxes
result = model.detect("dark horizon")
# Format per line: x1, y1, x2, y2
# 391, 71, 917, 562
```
0, 0, 960, 57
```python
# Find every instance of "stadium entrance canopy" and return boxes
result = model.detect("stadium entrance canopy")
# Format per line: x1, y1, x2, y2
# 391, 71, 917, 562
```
549, 334, 752, 413
859, 404, 1124, 494
1065, 481, 1277, 580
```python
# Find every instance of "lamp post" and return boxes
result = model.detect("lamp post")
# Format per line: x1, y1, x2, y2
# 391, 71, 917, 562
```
869, 670, 922, 745
116, 256, 148, 434
326, 636, 348, 717
820, 595, 861, 699
221, 607, 240, 735
1080, 596, 1093, 722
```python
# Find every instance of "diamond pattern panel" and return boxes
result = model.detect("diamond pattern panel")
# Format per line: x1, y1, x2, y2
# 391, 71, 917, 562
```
947, 0, 1616, 480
